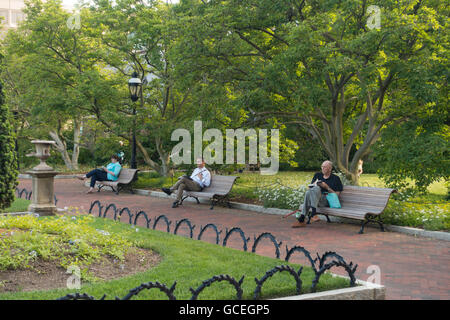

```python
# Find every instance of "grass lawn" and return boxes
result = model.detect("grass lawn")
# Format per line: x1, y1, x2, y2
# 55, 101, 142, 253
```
0, 198, 30, 213
0, 215, 351, 300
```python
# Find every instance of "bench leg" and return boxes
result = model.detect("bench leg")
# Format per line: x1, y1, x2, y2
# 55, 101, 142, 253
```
325, 215, 331, 223
359, 215, 385, 234
358, 220, 366, 234
180, 196, 188, 205
373, 215, 385, 232
210, 197, 218, 210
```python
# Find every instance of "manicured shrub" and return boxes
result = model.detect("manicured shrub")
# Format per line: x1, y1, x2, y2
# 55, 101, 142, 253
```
0, 85, 18, 210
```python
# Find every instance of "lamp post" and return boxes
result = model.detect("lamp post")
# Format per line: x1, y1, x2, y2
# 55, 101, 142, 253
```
128, 72, 142, 169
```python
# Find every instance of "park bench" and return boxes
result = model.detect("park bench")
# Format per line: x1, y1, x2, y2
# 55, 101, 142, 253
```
95, 168, 139, 195
179, 175, 238, 210
310, 185, 396, 234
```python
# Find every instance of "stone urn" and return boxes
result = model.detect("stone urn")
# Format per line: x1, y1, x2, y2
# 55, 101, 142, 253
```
27, 140, 56, 171
26, 140, 59, 216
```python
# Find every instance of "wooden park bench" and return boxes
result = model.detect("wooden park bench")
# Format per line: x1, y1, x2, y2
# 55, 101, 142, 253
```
179, 175, 238, 210
95, 168, 139, 195
311, 186, 396, 234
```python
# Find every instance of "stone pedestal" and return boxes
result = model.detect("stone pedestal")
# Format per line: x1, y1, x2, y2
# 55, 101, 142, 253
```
26, 170, 59, 216
26, 140, 59, 216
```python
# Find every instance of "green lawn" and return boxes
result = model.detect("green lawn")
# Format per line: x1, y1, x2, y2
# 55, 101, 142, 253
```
0, 215, 351, 300
0, 198, 30, 213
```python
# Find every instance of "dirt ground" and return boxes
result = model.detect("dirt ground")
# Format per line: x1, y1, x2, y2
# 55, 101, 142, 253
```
0, 247, 161, 293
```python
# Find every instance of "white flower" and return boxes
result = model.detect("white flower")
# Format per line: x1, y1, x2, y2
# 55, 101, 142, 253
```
96, 229, 110, 236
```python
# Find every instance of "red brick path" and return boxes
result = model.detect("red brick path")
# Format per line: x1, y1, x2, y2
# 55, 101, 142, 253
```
18, 179, 450, 300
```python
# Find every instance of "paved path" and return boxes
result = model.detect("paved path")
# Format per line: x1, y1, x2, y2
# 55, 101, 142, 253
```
17, 179, 450, 300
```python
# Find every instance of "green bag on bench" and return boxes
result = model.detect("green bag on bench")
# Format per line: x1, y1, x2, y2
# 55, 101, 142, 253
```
326, 192, 341, 208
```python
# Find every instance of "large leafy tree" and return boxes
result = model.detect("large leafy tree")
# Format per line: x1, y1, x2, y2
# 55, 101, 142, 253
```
1, 0, 119, 170
176, 0, 448, 184
87, 0, 210, 175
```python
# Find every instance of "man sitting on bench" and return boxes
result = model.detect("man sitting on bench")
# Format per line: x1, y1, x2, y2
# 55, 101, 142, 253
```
292, 160, 343, 228
162, 157, 211, 208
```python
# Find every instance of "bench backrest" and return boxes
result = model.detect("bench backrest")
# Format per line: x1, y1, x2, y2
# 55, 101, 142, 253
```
339, 185, 396, 214
117, 168, 139, 184
202, 175, 238, 195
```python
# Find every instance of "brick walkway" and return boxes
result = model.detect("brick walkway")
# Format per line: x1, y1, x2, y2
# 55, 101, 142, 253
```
18, 178, 450, 300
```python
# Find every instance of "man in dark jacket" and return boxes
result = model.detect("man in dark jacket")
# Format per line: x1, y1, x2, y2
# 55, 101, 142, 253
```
292, 160, 343, 228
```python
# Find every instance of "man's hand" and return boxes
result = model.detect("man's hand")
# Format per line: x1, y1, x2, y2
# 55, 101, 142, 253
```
197, 172, 203, 179
318, 181, 333, 192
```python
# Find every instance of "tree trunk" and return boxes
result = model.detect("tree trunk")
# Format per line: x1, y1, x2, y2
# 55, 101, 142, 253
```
49, 130, 74, 170
49, 119, 82, 171
71, 119, 81, 170
155, 136, 172, 177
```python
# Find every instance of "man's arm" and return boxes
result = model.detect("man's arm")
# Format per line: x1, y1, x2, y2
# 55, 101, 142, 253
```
318, 181, 341, 196
190, 168, 199, 179
201, 170, 211, 187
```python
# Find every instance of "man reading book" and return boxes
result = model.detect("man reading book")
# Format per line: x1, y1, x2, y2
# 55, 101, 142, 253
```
292, 160, 343, 228
162, 157, 211, 208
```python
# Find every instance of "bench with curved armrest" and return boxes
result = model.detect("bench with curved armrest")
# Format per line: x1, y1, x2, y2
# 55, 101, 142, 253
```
309, 185, 396, 234
95, 168, 139, 195
180, 175, 238, 210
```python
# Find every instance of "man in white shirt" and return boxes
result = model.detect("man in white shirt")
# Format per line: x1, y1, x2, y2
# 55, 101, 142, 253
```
162, 158, 211, 208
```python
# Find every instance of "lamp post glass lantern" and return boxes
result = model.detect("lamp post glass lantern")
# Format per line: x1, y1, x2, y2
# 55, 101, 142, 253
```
128, 72, 142, 102
128, 72, 142, 169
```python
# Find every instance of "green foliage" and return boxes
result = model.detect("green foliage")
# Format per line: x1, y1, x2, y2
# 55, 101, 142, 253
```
256, 184, 308, 210
0, 214, 132, 280
383, 199, 449, 231
0, 198, 29, 213
375, 116, 449, 194
0, 88, 18, 210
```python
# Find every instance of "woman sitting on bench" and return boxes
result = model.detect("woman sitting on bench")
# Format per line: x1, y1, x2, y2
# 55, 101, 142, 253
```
77, 154, 122, 194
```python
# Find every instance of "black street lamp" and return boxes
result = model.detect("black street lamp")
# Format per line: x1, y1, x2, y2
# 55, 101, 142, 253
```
128, 72, 142, 169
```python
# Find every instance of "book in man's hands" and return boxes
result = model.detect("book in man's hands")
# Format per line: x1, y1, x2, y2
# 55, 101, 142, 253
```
308, 179, 321, 188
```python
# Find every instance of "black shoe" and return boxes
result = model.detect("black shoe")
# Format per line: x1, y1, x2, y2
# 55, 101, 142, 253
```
307, 207, 317, 224
162, 188, 172, 196
172, 201, 179, 208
